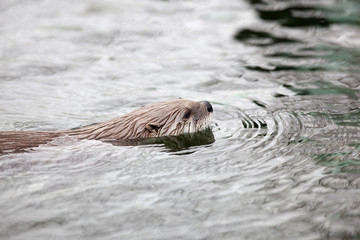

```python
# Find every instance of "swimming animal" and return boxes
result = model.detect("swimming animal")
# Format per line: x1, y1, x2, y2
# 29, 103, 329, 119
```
0, 99, 213, 153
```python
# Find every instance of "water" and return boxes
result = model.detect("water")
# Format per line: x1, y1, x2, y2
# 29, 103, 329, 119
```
1, 0, 360, 239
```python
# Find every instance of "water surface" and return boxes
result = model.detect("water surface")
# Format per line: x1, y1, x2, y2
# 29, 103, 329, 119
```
1, 0, 360, 239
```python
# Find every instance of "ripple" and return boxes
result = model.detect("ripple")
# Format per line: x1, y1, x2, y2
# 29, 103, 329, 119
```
214, 100, 304, 152
234, 29, 300, 46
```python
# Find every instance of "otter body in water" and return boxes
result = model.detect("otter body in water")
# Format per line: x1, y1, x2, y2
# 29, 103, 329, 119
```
0, 99, 213, 153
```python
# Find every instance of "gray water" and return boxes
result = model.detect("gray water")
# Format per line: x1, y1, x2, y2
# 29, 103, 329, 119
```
1, 0, 360, 239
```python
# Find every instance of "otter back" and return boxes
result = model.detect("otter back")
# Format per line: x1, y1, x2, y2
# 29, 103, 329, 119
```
0, 131, 62, 153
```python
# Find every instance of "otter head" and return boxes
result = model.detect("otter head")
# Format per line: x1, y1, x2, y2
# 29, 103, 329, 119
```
71, 99, 213, 140
139, 99, 213, 138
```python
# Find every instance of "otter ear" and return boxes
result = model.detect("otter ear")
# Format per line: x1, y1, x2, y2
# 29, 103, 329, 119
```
145, 122, 163, 133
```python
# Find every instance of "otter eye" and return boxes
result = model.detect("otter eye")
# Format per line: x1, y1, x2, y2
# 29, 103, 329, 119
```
183, 110, 191, 120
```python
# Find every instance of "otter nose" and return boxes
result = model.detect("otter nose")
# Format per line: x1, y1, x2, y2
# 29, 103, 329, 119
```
201, 101, 213, 113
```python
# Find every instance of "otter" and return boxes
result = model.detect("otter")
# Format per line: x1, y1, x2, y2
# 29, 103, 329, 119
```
0, 99, 213, 153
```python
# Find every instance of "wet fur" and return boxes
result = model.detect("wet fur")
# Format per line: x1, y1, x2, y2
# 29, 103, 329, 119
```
0, 99, 213, 153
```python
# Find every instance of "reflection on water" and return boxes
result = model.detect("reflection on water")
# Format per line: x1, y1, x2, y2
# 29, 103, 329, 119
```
1, 0, 360, 239
248, 0, 360, 27
105, 128, 215, 154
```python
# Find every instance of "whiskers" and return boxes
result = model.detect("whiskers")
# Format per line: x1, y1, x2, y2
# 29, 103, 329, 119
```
165, 113, 213, 136
196, 113, 213, 132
